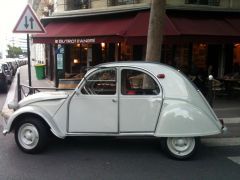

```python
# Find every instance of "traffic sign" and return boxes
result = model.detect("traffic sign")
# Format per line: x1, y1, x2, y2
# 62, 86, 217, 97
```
13, 4, 45, 33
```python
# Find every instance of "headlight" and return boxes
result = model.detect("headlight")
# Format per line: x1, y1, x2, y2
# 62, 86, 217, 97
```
8, 101, 19, 110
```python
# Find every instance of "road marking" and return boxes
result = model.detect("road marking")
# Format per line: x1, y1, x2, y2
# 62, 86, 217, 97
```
214, 107, 240, 111
228, 156, 240, 165
222, 118, 240, 124
201, 137, 240, 147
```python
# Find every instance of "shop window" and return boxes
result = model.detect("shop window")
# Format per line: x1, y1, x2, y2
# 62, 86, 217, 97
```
69, 44, 88, 74
161, 45, 176, 66
185, 0, 220, 6
120, 42, 132, 60
192, 43, 207, 70
107, 0, 140, 6
233, 44, 240, 76
121, 69, 160, 95
81, 68, 116, 95
234, 44, 240, 65
64, 0, 91, 11
175, 45, 190, 75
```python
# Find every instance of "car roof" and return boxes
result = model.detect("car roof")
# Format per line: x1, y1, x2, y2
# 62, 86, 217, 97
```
95, 61, 176, 72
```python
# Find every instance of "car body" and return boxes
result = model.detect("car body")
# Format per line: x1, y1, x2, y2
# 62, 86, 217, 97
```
5, 60, 18, 76
5, 61, 14, 77
0, 63, 11, 92
0, 62, 12, 83
2, 62, 225, 159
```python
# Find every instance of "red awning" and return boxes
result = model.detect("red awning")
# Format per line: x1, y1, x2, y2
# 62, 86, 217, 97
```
33, 11, 240, 44
169, 16, 240, 36
167, 15, 240, 43
33, 11, 181, 44
225, 17, 240, 33
125, 11, 180, 44
126, 11, 180, 37
33, 15, 135, 44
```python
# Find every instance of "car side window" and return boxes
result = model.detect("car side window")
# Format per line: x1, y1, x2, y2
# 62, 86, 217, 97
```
121, 69, 160, 95
81, 68, 116, 95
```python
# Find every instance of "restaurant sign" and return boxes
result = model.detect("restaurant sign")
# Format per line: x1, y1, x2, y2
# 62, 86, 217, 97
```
55, 38, 96, 44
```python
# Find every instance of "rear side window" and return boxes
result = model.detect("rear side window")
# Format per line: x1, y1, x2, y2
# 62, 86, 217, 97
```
121, 69, 160, 95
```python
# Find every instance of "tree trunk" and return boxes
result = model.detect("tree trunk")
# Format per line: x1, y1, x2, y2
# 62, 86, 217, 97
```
145, 0, 166, 62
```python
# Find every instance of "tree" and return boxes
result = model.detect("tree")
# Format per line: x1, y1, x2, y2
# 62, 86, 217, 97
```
7, 45, 23, 58
145, 0, 166, 62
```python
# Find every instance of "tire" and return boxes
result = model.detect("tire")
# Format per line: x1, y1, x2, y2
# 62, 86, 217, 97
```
0, 82, 8, 93
3, 83, 8, 93
160, 137, 199, 160
14, 117, 49, 154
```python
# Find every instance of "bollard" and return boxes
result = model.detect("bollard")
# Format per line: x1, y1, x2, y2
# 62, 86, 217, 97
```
17, 70, 21, 102
208, 75, 213, 107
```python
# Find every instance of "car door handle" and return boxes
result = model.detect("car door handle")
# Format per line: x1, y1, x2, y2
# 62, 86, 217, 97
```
112, 99, 118, 103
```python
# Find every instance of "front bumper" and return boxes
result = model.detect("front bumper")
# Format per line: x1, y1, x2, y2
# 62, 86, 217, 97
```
1, 117, 9, 135
219, 119, 227, 133
1, 108, 14, 135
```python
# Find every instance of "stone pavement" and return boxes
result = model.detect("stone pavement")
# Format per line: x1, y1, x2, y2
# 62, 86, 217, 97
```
2, 65, 240, 146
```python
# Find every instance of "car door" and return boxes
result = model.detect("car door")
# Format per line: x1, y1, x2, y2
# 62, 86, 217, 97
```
68, 68, 118, 133
119, 68, 162, 133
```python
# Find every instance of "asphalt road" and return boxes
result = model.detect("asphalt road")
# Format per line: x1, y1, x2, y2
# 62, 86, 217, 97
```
1, 85, 240, 180
213, 96, 240, 118
0, 132, 240, 180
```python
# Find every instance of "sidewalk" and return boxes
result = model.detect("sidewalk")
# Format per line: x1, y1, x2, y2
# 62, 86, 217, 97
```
2, 65, 240, 146
19, 64, 54, 88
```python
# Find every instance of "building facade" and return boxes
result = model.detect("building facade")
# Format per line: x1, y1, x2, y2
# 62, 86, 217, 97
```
31, 0, 240, 87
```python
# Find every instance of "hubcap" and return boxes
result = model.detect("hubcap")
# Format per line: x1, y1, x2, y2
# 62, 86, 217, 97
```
167, 137, 195, 156
18, 123, 39, 150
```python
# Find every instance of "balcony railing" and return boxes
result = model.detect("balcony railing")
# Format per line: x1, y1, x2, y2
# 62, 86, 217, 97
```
64, 0, 91, 11
185, 0, 220, 6
107, 0, 140, 7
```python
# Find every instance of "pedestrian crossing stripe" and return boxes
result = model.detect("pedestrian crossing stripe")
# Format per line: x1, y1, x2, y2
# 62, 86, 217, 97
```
201, 137, 240, 147
228, 156, 240, 165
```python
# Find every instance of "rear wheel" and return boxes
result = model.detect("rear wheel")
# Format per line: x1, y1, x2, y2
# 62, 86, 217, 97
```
161, 137, 199, 160
14, 117, 48, 154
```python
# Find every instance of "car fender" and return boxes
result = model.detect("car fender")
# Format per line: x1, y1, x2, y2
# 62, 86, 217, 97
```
5, 105, 65, 138
155, 99, 222, 137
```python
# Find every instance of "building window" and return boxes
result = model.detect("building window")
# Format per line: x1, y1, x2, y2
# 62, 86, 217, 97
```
185, 0, 220, 6
107, 0, 139, 6
64, 0, 91, 11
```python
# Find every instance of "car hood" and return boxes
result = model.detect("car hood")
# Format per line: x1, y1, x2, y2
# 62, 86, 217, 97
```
18, 91, 69, 108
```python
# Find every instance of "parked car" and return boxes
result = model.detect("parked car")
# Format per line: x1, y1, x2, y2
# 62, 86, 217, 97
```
6, 59, 18, 75
0, 63, 10, 92
5, 61, 14, 77
2, 62, 226, 159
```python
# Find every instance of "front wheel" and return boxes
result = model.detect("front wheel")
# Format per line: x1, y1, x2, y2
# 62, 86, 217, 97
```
160, 137, 199, 160
14, 117, 48, 154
